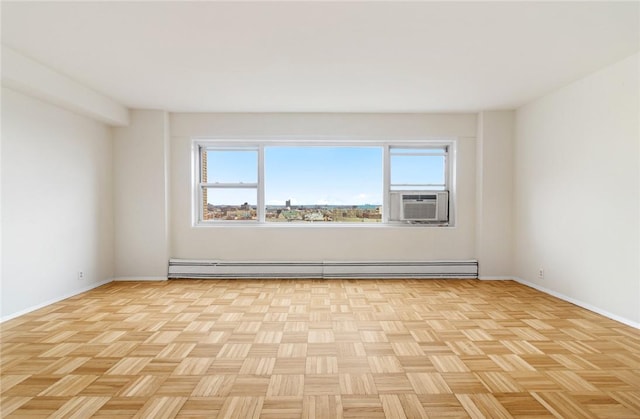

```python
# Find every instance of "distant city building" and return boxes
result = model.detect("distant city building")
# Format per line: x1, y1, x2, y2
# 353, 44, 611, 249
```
212, 203, 382, 223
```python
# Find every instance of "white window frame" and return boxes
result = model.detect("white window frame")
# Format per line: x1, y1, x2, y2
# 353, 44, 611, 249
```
195, 143, 264, 223
193, 138, 455, 227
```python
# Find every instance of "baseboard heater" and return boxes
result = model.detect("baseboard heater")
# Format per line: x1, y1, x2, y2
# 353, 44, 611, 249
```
168, 259, 478, 279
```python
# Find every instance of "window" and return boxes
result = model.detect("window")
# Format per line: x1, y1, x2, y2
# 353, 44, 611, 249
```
265, 147, 382, 223
390, 147, 447, 191
195, 141, 452, 225
201, 148, 259, 221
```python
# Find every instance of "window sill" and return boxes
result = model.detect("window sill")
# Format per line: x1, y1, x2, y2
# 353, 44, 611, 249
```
193, 221, 455, 229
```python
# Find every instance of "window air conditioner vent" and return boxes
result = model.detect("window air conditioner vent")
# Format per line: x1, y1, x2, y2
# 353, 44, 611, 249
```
400, 191, 448, 223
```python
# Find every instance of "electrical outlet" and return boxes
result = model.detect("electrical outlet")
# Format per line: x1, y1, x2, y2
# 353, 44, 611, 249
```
538, 268, 544, 279
78, 271, 85, 280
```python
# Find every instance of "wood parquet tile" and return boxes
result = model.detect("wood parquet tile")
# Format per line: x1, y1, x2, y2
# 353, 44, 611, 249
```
1, 279, 640, 418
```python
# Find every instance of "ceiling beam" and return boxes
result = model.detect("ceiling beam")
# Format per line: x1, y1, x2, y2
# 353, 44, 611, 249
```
2, 46, 129, 126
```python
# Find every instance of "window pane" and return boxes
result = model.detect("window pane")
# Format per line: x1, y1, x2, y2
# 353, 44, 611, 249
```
203, 188, 257, 221
264, 147, 382, 223
204, 149, 257, 183
390, 155, 445, 186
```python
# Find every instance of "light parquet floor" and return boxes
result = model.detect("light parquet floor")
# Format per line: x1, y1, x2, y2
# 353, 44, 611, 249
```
1, 279, 640, 418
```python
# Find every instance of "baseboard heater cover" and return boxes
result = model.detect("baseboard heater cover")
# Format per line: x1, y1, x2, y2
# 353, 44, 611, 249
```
168, 259, 478, 279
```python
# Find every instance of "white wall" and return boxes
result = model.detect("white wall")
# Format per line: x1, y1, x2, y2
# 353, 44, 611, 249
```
514, 53, 639, 325
113, 110, 170, 279
1, 87, 114, 318
476, 111, 514, 278
170, 113, 478, 261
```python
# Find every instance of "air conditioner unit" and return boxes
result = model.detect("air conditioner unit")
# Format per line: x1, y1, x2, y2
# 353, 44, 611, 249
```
401, 191, 448, 222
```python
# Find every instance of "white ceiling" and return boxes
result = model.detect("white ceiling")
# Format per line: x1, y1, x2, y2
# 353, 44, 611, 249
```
2, 1, 638, 113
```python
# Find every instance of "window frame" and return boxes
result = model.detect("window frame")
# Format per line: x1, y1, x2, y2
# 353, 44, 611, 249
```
192, 139, 455, 227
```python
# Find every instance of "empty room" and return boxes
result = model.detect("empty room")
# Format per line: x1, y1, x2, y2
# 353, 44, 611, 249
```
1, 1, 639, 418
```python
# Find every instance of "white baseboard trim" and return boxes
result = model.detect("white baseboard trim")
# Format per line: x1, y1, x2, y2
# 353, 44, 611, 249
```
478, 276, 513, 281
112, 276, 168, 281
1, 278, 113, 323
514, 277, 640, 330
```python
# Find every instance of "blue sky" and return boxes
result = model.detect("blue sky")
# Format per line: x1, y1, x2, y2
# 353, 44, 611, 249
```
265, 147, 382, 206
206, 147, 444, 206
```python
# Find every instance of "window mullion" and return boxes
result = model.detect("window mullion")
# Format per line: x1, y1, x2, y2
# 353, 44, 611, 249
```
201, 183, 258, 188
383, 144, 390, 223
198, 145, 206, 223
257, 145, 265, 223
390, 183, 446, 187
